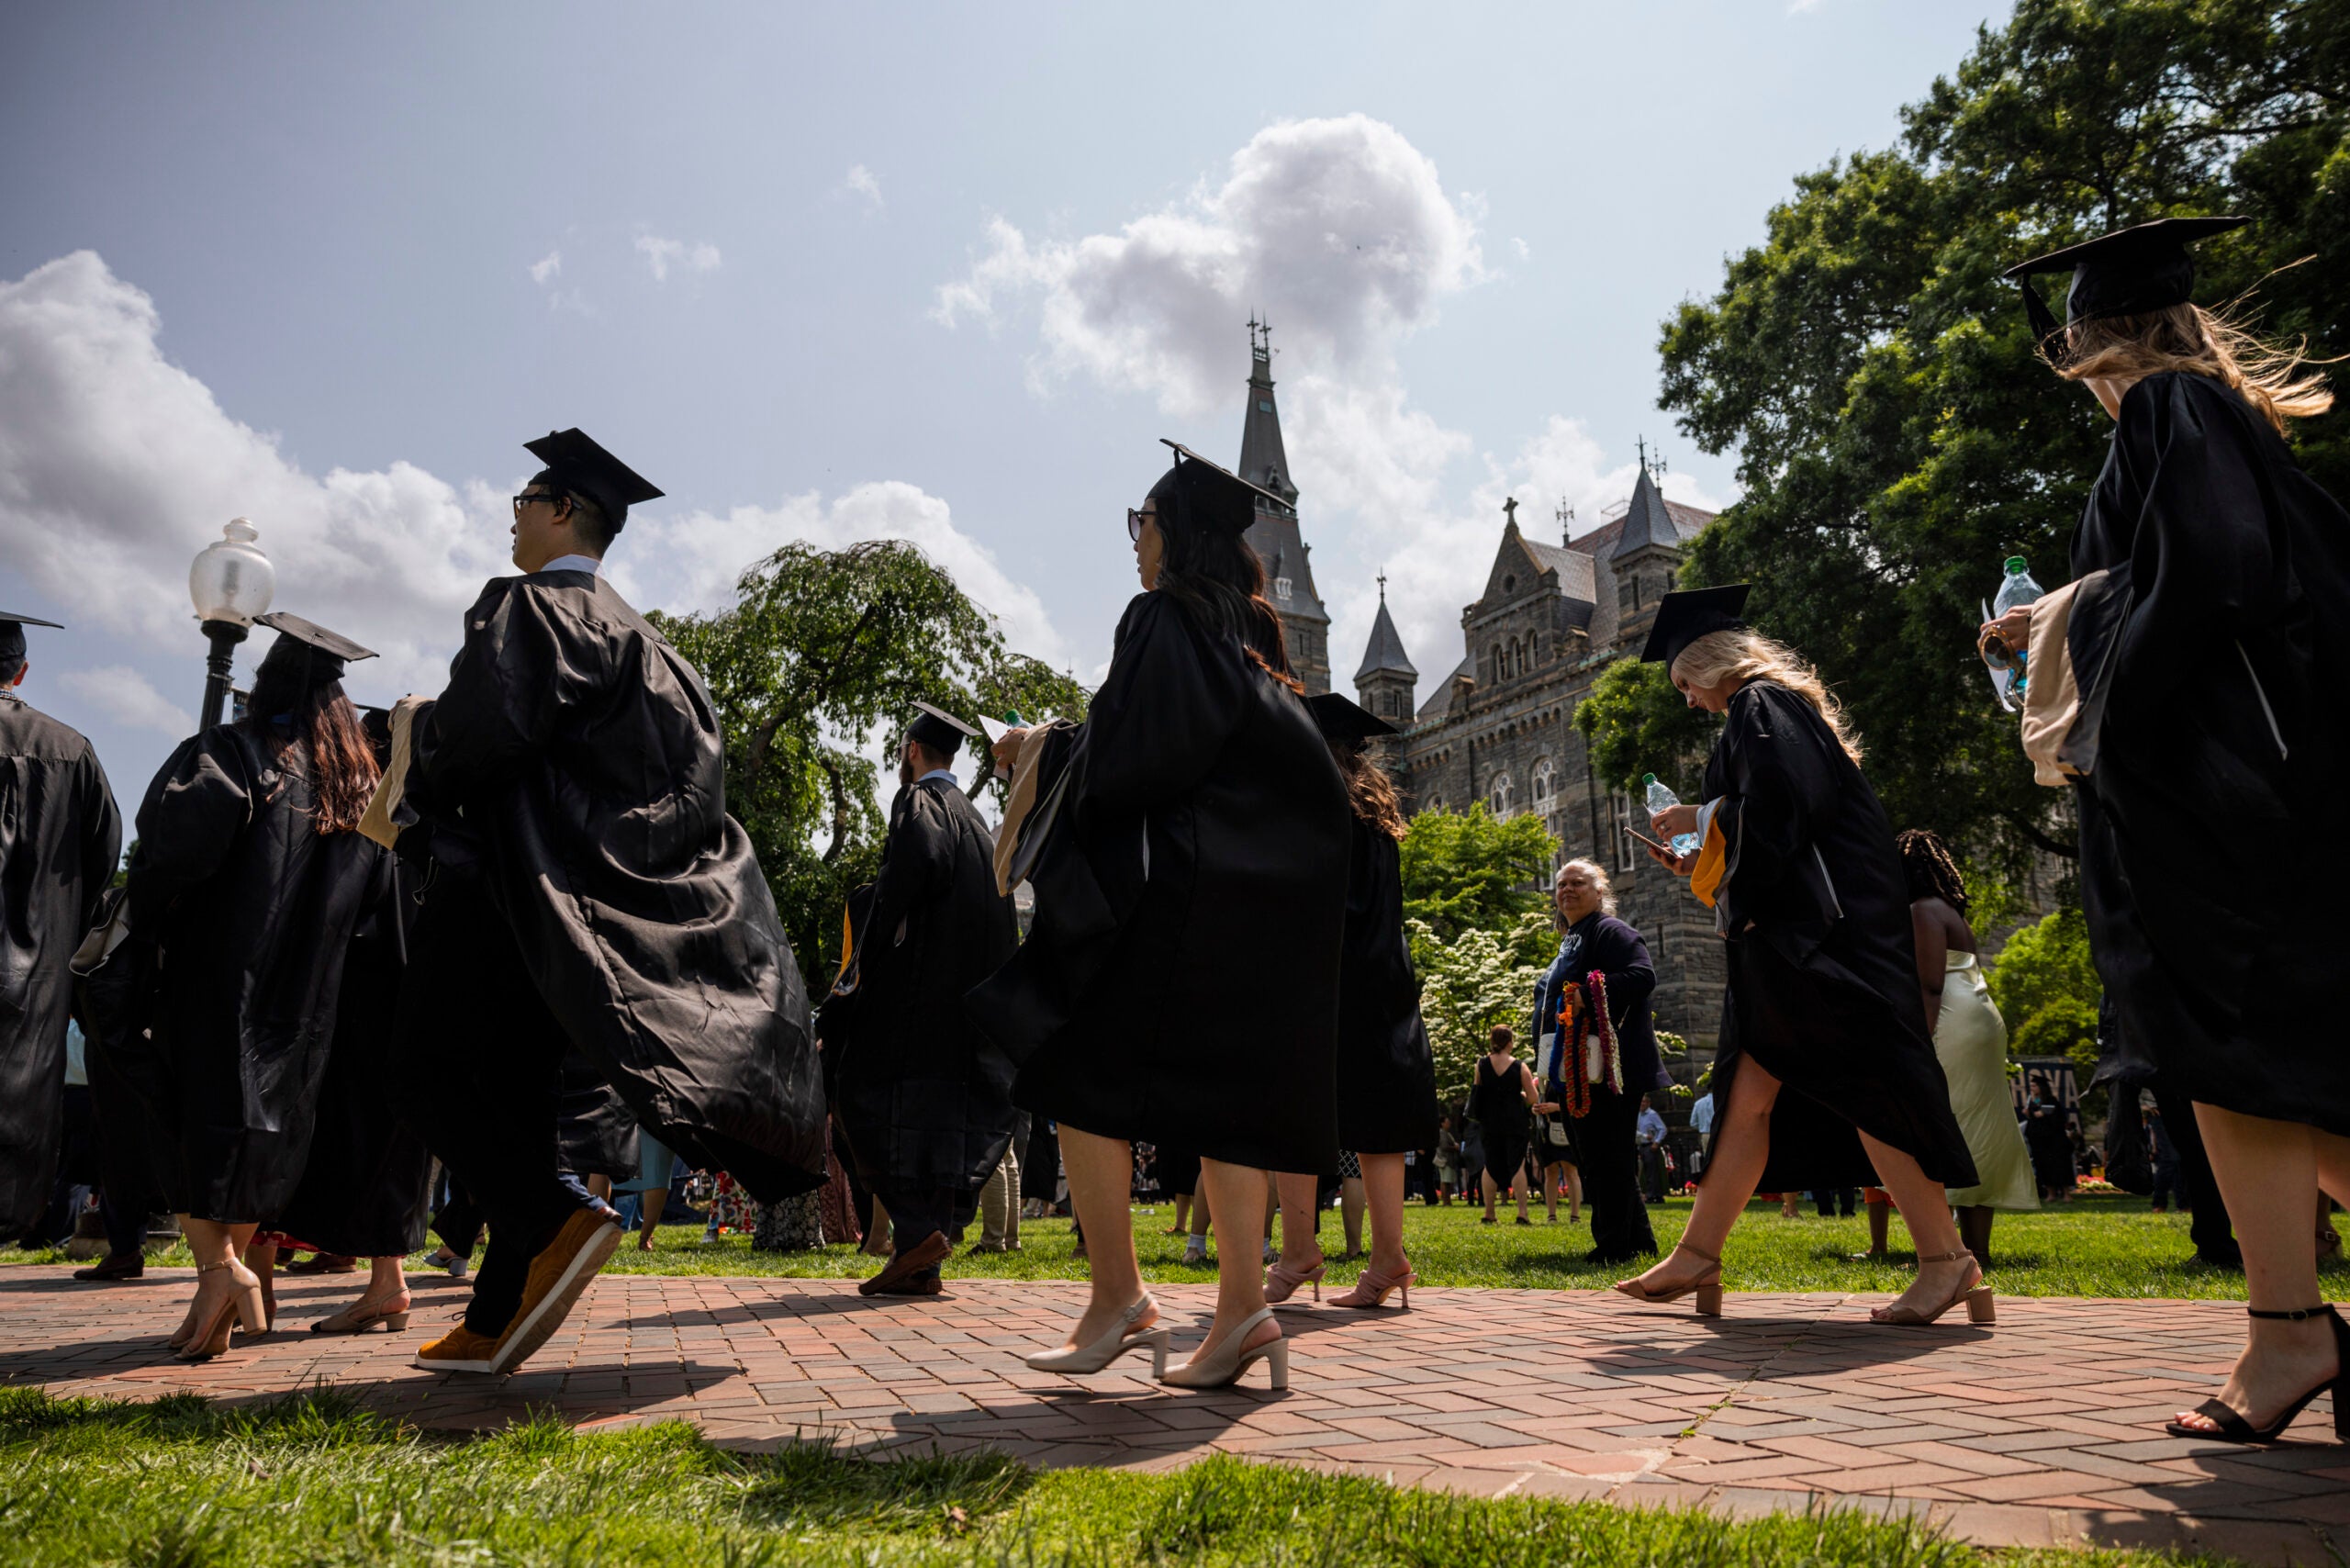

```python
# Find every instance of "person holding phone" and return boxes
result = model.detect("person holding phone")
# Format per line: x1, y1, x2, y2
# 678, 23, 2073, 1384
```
1619, 588, 1981, 1326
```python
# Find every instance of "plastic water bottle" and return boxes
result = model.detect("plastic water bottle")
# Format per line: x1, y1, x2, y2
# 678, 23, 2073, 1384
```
1643, 774, 1701, 857
1986, 557, 2044, 695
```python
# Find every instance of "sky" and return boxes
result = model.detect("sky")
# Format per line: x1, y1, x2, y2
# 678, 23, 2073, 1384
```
0, 0, 2008, 806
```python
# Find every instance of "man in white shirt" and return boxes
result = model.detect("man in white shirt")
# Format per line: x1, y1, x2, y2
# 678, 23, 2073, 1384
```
1635, 1094, 1671, 1203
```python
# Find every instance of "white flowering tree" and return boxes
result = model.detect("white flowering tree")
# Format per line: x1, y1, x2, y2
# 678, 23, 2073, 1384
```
1408, 911, 1556, 1104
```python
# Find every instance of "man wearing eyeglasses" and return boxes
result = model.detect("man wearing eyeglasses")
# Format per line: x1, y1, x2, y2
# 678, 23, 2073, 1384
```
390, 429, 828, 1376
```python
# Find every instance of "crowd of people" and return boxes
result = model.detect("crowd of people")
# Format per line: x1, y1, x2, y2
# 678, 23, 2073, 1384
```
0, 214, 2344, 1443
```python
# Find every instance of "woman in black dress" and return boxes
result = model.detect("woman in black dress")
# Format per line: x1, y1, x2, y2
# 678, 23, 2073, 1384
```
1628, 590, 1982, 1325
1267, 694, 1438, 1311
979, 444, 1349, 1389
1988, 218, 2350, 1442
1471, 1030, 1539, 1226
125, 615, 387, 1360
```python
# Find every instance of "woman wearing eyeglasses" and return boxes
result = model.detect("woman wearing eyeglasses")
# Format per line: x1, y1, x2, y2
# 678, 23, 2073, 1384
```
976, 443, 1349, 1391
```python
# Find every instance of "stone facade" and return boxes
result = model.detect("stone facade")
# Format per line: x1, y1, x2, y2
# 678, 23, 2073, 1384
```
1232, 330, 1726, 1046
1353, 475, 1729, 1048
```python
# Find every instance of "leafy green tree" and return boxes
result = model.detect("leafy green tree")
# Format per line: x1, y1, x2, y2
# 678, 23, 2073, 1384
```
1986, 906, 2103, 1063
1407, 912, 1555, 1103
1648, 0, 2349, 882
1572, 658, 1717, 798
1397, 804, 1560, 943
655, 540, 1089, 986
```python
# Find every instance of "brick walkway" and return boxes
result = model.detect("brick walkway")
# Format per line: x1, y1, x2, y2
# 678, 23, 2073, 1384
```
6, 1267, 2346, 1562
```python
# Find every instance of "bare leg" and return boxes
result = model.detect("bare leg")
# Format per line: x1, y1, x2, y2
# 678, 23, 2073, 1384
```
1168, 1193, 1191, 1236
2172, 1105, 2350, 1432
635, 1188, 666, 1251
1856, 1133, 1970, 1318
1624, 1058, 1782, 1293
1482, 1170, 1499, 1221
862, 1197, 892, 1257
1542, 1163, 1560, 1221
1516, 1167, 1532, 1223
1193, 1158, 1279, 1361
1340, 1176, 1366, 1257
177, 1218, 263, 1354
585, 1174, 611, 1202
1273, 1173, 1325, 1272
1857, 1193, 1891, 1259
1054, 1127, 1149, 1350
1357, 1154, 1410, 1278
1568, 1162, 1583, 1221
241, 1238, 278, 1329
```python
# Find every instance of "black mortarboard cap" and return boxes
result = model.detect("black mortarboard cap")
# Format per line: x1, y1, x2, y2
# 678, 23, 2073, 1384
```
0, 610, 62, 666
1306, 691, 1398, 745
1639, 584, 1752, 666
255, 611, 376, 682
523, 427, 664, 533
1149, 440, 1286, 536
907, 699, 979, 757
2002, 216, 2248, 347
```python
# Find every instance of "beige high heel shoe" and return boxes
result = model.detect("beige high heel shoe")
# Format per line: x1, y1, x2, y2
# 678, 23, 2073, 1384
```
1263, 1258, 1325, 1305
1159, 1306, 1288, 1391
1612, 1240, 1723, 1316
176, 1259, 268, 1361
1870, 1249, 1994, 1326
1330, 1262, 1414, 1310
1024, 1294, 1170, 1376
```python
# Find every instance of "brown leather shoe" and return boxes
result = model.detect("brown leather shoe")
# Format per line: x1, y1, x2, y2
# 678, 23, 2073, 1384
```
859, 1230, 951, 1296
73, 1254, 144, 1282
413, 1326, 503, 1373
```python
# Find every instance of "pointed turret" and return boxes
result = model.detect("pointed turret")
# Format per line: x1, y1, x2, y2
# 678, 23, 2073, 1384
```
1608, 448, 1682, 561
1354, 574, 1417, 723
1235, 319, 1328, 693
1607, 441, 1695, 642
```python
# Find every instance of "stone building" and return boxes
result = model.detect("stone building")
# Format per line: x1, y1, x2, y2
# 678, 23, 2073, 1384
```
1231, 327, 1728, 1046
1357, 470, 1729, 1045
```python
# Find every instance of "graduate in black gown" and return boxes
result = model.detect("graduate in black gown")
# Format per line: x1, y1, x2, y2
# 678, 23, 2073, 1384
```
268, 708, 435, 1336
822, 701, 1019, 1297
0, 611, 121, 1247
976, 442, 1349, 1390
1269, 693, 1436, 1312
1625, 588, 1983, 1326
126, 613, 389, 1360
1986, 218, 2350, 1442
392, 429, 826, 1376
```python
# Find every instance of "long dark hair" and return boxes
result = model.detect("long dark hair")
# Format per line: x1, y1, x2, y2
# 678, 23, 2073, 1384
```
1329, 740, 1407, 840
1896, 827, 1968, 913
1145, 468, 1296, 690
241, 644, 381, 835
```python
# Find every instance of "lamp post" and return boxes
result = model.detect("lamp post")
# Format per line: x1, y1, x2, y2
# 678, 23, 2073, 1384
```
187, 518, 275, 730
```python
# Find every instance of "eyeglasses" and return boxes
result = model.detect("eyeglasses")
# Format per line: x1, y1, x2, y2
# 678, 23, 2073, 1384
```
510, 490, 567, 515
1127, 507, 1151, 542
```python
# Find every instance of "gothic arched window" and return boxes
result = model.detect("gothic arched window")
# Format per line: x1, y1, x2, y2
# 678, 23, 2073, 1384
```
1531, 757, 1555, 811
1489, 772, 1514, 818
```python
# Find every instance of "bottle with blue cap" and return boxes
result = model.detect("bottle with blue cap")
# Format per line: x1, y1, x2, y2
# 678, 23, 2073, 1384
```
1983, 556, 2045, 701
1642, 774, 1701, 857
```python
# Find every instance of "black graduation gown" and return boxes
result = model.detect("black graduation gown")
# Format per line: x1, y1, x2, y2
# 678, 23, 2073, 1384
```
1334, 820, 1438, 1154
2061, 373, 2350, 1134
0, 694, 119, 1237
268, 868, 434, 1256
126, 726, 387, 1223
1697, 682, 1977, 1192
827, 775, 1019, 1197
406, 569, 826, 1200
972, 591, 1350, 1176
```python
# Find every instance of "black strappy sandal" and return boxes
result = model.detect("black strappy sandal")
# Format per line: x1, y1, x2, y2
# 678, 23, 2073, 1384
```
2165, 1305, 2350, 1444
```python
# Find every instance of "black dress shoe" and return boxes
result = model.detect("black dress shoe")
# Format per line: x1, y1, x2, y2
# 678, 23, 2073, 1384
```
73, 1254, 144, 1282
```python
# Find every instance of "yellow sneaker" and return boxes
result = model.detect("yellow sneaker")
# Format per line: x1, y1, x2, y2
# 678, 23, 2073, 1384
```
490, 1208, 622, 1373
413, 1325, 503, 1373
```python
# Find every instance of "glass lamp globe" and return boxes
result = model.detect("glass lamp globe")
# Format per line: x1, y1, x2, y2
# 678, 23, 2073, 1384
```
188, 518, 276, 626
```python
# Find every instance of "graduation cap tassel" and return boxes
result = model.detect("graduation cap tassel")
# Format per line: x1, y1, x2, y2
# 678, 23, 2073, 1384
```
2019, 276, 2065, 359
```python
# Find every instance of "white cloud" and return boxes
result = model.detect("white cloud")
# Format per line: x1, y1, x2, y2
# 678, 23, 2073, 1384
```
635, 234, 722, 282
1510, 236, 1531, 262
529, 250, 562, 285
844, 163, 883, 209
611, 481, 1067, 671
54, 666, 193, 737
1788, 0, 1825, 11
0, 251, 1067, 711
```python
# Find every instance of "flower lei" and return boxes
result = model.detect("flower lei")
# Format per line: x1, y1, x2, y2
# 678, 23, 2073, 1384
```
1555, 969, 1624, 1120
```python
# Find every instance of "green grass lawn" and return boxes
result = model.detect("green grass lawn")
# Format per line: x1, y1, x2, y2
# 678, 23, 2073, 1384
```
6, 1192, 2327, 1300
0, 1385, 2245, 1568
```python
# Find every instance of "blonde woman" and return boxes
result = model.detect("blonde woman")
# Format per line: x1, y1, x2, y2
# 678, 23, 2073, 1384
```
1621, 591, 1983, 1326
1991, 218, 2350, 1445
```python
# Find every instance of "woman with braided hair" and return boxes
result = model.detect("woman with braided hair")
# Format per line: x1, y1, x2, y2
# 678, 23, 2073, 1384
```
1886, 830, 2037, 1268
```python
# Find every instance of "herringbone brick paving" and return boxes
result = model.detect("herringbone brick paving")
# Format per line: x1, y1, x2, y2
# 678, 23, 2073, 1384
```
5, 1268, 2344, 1562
